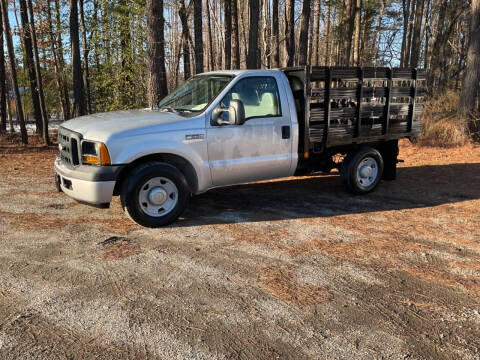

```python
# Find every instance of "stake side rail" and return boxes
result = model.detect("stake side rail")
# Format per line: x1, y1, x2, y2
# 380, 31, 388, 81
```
282, 66, 425, 155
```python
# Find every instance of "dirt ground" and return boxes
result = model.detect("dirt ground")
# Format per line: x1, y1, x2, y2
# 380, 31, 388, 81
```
0, 139, 479, 359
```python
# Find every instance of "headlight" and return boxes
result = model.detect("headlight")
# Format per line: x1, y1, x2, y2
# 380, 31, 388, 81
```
81, 140, 111, 166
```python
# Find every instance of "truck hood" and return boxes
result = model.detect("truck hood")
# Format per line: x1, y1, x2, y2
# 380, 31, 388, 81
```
61, 109, 201, 143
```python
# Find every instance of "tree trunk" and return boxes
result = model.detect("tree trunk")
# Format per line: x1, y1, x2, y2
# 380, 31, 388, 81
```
146, 0, 168, 107
325, 0, 331, 65
420, 0, 431, 69
458, 0, 480, 130
262, 0, 270, 68
54, 0, 70, 118
345, 0, 354, 65
179, 0, 191, 80
194, 0, 203, 74
46, 1, 70, 121
224, 0, 232, 69
352, 0, 361, 65
239, 0, 248, 67
429, 0, 446, 87
213, 0, 223, 69
400, 0, 411, 66
118, 0, 133, 107
405, 0, 415, 67
455, 22, 465, 89
372, 0, 385, 65
69, 0, 86, 117
308, 2, 314, 64
247, 0, 260, 68
79, 0, 91, 113
92, 0, 100, 75
271, 0, 280, 67
299, 0, 311, 65
232, 0, 241, 69
1, 0, 27, 143
409, 0, 425, 67
0, 4, 5, 135
6, 90, 12, 134
313, 0, 321, 65
206, 0, 215, 71
360, 5, 375, 65
19, 0, 42, 135
285, 0, 295, 66
26, 0, 49, 144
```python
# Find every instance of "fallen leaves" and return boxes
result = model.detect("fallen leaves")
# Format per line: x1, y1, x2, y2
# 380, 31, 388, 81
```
259, 265, 332, 306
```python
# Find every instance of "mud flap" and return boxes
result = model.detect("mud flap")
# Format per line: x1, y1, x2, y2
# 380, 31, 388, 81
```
380, 140, 399, 181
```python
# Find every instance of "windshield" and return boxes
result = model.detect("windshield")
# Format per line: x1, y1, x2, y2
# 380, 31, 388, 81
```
157, 75, 233, 113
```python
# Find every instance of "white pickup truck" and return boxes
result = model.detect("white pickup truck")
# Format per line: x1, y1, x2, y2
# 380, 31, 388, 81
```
54, 67, 424, 227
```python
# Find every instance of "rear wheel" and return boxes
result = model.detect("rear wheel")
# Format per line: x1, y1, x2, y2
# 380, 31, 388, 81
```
121, 162, 190, 227
341, 147, 384, 194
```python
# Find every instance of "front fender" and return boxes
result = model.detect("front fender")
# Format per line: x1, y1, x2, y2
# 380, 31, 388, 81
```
107, 134, 212, 193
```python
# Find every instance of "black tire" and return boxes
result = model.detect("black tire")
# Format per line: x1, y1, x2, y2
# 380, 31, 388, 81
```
340, 147, 384, 194
120, 162, 190, 227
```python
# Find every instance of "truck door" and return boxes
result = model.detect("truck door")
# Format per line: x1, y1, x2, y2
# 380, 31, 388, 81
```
207, 75, 293, 187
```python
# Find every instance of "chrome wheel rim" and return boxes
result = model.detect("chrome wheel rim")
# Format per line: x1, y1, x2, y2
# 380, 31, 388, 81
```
356, 157, 378, 189
138, 177, 178, 217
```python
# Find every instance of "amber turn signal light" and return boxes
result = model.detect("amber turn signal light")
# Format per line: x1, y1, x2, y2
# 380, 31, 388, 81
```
100, 143, 111, 166
83, 155, 99, 165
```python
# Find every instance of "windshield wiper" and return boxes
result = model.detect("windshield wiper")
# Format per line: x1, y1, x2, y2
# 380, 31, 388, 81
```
159, 106, 179, 113
173, 108, 194, 113
160, 106, 195, 114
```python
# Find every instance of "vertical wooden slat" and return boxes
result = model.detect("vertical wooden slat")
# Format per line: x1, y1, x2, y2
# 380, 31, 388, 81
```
383, 67, 392, 135
408, 68, 417, 133
323, 67, 331, 147
355, 67, 364, 138
304, 65, 312, 154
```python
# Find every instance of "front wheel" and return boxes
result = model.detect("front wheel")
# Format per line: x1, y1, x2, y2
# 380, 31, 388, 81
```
121, 162, 190, 227
341, 147, 384, 194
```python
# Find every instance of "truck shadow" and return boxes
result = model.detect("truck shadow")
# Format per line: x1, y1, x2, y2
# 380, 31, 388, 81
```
173, 163, 480, 226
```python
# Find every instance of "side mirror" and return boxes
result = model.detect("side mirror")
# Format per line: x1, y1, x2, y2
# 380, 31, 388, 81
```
213, 100, 246, 126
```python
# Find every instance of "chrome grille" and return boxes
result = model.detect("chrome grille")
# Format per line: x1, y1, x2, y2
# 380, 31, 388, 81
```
58, 127, 81, 166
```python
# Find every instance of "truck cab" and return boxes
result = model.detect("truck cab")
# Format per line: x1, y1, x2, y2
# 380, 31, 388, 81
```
54, 67, 424, 227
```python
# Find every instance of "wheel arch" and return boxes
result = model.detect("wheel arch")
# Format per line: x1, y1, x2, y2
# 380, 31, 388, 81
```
113, 153, 199, 196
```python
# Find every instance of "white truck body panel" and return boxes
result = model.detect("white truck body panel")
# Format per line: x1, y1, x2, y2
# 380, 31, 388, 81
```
56, 69, 299, 203
204, 70, 298, 186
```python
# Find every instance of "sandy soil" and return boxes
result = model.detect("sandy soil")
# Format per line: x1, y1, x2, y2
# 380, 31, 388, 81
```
0, 139, 479, 359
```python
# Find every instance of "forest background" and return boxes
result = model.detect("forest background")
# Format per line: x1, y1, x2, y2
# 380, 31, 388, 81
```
0, 0, 478, 146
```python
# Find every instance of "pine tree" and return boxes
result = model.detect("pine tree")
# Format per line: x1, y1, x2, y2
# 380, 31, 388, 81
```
224, 0, 232, 69
285, 0, 295, 67
194, 0, 204, 74
19, 0, 42, 134
179, 0, 191, 79
146, 0, 168, 107
0, 1, 6, 135
299, 0, 312, 66
70, 0, 86, 117
27, 0, 49, 144
246, 0, 260, 68
458, 0, 480, 134
1, 0, 27, 143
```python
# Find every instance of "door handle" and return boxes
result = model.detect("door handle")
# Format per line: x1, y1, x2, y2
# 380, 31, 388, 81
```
282, 126, 291, 139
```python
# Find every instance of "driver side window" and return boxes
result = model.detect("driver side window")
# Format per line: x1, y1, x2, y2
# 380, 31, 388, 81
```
220, 77, 281, 120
